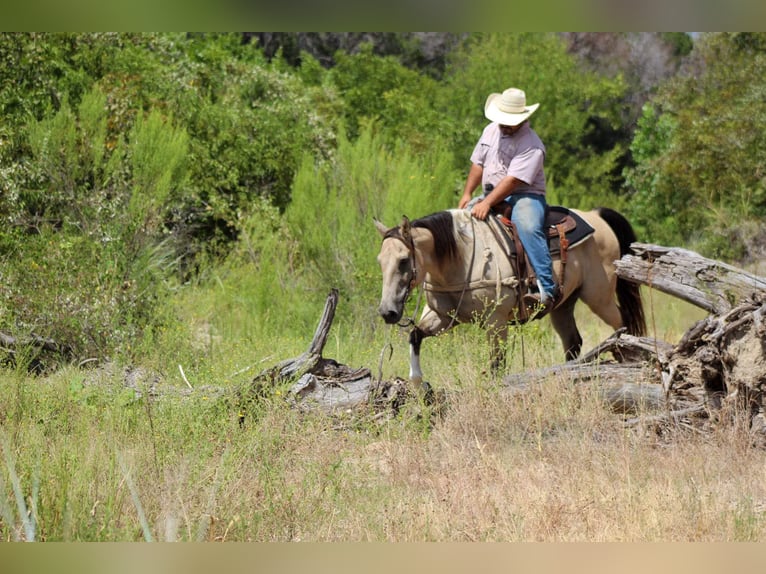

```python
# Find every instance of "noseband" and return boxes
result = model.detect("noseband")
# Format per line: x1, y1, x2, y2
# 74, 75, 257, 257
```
382, 228, 418, 295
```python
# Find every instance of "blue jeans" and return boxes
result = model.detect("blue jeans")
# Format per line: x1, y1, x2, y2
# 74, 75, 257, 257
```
468, 192, 556, 297
506, 193, 556, 297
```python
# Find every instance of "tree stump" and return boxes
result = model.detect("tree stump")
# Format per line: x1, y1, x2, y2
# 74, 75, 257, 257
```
245, 288, 415, 418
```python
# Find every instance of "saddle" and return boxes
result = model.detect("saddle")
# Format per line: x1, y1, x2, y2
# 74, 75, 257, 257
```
487, 204, 595, 321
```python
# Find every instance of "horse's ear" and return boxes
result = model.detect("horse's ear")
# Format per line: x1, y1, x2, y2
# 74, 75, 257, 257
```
374, 218, 389, 238
400, 215, 411, 240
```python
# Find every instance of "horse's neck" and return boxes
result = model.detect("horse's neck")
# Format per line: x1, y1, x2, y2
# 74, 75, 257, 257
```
412, 228, 443, 285
412, 225, 463, 286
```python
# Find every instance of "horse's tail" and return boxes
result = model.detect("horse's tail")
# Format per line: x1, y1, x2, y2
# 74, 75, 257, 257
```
597, 207, 647, 337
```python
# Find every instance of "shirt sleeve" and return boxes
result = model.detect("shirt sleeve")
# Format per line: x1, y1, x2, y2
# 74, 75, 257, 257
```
469, 124, 494, 167
506, 147, 544, 185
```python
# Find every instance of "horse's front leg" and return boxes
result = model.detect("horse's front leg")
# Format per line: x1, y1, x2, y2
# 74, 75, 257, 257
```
486, 315, 510, 375
408, 325, 427, 386
409, 304, 455, 390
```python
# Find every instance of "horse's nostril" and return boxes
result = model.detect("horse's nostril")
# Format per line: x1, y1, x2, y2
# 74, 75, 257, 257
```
379, 308, 400, 324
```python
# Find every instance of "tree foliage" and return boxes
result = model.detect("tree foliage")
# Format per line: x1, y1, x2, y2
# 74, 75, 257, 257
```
0, 33, 339, 362
1, 32, 764, 366
624, 32, 766, 259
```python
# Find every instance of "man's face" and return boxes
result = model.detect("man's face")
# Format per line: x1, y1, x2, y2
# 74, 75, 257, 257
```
499, 122, 523, 136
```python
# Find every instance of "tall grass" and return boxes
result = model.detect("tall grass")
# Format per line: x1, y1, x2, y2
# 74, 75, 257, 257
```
3, 281, 761, 542
2, 117, 759, 542
10, 246, 745, 532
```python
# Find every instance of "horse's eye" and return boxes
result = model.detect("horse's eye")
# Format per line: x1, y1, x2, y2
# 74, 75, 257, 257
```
398, 258, 410, 274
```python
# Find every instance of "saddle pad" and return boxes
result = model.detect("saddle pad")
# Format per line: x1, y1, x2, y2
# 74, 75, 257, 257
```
546, 206, 595, 256
493, 205, 595, 259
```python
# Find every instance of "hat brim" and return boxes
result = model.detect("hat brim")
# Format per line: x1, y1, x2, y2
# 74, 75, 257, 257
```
484, 93, 540, 126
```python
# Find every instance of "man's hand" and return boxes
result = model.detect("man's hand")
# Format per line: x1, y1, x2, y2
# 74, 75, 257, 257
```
470, 200, 491, 221
458, 191, 472, 210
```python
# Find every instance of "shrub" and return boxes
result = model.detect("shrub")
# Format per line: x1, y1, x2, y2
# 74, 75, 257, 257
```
623, 33, 766, 259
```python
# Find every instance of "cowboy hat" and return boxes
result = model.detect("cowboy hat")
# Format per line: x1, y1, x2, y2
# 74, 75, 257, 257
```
484, 87, 540, 126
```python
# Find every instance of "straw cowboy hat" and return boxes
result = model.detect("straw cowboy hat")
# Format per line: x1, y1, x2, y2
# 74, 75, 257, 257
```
484, 87, 540, 126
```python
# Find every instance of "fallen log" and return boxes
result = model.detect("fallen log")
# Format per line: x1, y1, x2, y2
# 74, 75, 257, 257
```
505, 243, 766, 435
612, 243, 766, 438
0, 331, 71, 355
503, 361, 666, 414
615, 242, 766, 313
0, 330, 73, 373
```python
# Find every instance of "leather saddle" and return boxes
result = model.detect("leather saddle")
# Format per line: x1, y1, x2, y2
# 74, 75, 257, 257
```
487, 204, 596, 322
490, 204, 595, 258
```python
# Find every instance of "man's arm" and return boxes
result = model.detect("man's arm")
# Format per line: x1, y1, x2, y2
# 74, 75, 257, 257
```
470, 175, 523, 220
458, 163, 484, 209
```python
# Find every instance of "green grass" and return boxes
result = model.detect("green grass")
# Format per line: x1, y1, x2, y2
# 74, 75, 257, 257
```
4, 282, 761, 542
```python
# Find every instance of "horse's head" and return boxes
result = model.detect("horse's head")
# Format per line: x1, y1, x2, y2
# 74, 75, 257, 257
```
375, 216, 417, 324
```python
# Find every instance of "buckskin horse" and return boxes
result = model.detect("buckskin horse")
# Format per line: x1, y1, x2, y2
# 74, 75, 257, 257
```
375, 207, 646, 384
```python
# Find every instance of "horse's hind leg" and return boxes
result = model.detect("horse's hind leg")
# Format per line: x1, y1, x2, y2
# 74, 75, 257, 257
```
549, 293, 583, 360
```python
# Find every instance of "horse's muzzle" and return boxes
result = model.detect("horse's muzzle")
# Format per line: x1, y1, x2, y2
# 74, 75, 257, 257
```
378, 306, 402, 324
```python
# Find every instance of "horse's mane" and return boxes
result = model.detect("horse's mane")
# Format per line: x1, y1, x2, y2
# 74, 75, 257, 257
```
411, 211, 459, 265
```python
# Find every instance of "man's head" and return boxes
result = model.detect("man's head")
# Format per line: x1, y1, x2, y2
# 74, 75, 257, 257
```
498, 122, 525, 137
484, 87, 539, 126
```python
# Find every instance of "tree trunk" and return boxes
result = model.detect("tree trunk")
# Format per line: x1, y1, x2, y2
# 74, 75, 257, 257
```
615, 243, 766, 313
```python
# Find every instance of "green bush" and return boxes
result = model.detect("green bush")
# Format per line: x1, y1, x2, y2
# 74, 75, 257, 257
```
0, 82, 190, 364
624, 33, 766, 259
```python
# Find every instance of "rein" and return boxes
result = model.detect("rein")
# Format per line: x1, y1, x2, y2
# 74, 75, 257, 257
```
382, 228, 420, 327
382, 215, 477, 330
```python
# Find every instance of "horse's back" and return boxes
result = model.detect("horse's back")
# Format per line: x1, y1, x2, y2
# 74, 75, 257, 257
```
573, 208, 622, 273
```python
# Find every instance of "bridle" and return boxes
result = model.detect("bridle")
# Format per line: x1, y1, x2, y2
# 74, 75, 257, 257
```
382, 228, 420, 326
381, 217, 477, 331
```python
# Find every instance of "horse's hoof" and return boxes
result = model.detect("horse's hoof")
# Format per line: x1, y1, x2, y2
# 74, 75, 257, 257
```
408, 376, 433, 401
418, 380, 434, 405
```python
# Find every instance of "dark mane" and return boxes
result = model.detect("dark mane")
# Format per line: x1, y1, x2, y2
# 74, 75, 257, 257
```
412, 211, 459, 265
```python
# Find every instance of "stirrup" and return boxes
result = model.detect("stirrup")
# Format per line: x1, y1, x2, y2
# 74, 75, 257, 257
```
523, 286, 561, 318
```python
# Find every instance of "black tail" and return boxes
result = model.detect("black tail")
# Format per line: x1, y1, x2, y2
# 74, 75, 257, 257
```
597, 207, 646, 336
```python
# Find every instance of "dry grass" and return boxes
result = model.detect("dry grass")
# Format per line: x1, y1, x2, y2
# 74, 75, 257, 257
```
2, 289, 765, 541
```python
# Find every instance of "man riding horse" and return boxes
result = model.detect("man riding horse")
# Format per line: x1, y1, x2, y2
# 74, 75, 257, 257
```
458, 87, 560, 315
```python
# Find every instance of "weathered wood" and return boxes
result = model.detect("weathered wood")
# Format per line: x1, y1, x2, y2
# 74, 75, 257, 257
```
615, 242, 766, 313
662, 294, 766, 413
288, 361, 375, 412
307, 288, 338, 356
623, 404, 708, 428
504, 361, 654, 388
502, 245, 766, 432
502, 358, 667, 414
598, 382, 667, 414
0, 331, 70, 355
576, 329, 674, 364
245, 288, 418, 416
251, 288, 339, 385
611, 242, 766, 437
